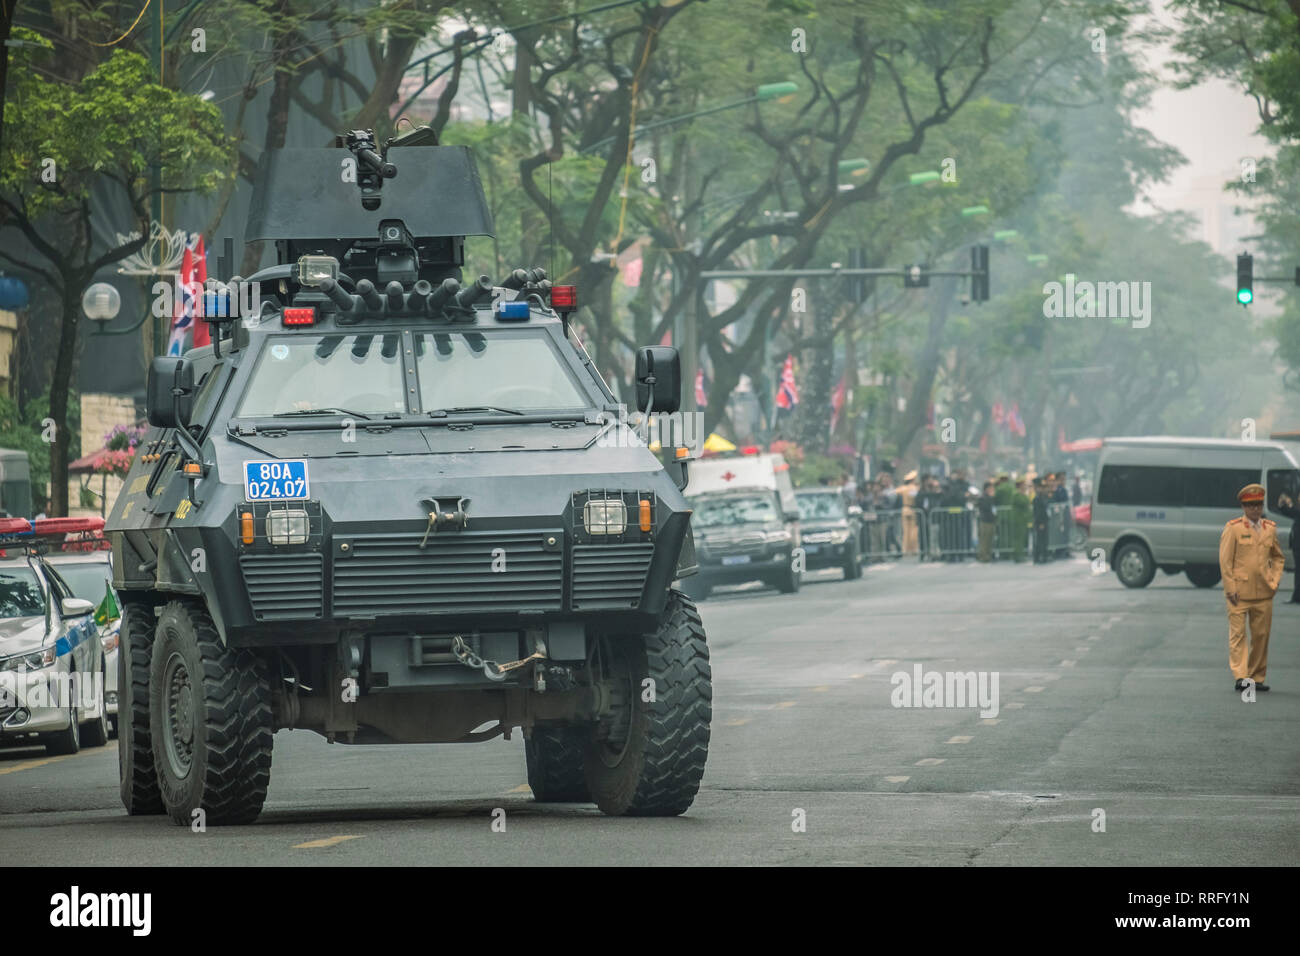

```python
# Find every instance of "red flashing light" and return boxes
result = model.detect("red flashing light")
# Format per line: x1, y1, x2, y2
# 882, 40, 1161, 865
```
550, 285, 577, 310
33, 517, 105, 537
740, 446, 761, 456
282, 307, 316, 326
0, 517, 32, 535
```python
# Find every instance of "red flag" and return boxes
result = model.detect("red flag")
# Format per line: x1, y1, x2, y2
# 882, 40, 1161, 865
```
695, 367, 708, 408
830, 375, 846, 432
166, 243, 195, 356
992, 401, 1005, 425
191, 235, 210, 348
775, 354, 799, 410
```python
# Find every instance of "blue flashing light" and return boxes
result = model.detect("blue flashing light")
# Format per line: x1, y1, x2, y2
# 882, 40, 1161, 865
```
496, 301, 531, 321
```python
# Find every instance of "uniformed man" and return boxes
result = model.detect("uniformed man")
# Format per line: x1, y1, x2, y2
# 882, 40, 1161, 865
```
1219, 483, 1285, 692
1010, 479, 1031, 563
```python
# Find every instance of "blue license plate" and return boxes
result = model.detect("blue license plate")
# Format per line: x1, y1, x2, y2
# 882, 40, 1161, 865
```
243, 460, 310, 501
804, 545, 820, 554
721, 555, 751, 566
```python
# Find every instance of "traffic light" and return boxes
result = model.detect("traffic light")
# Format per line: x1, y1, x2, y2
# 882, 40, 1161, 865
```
971, 244, 990, 302
1237, 253, 1253, 305
903, 264, 929, 288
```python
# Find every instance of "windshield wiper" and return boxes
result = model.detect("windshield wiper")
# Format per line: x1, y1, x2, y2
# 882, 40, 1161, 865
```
273, 408, 372, 420
429, 405, 523, 416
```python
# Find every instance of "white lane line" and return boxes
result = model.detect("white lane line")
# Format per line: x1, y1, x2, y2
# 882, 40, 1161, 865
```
1060, 660, 1076, 668
1024, 686, 1045, 693
884, 775, 911, 783
980, 718, 1001, 725
1005, 702, 1026, 709
947, 735, 973, 744
914, 758, 946, 766
294, 835, 362, 850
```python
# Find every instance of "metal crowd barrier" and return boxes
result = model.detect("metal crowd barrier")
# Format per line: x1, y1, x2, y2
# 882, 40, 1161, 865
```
855, 500, 1077, 564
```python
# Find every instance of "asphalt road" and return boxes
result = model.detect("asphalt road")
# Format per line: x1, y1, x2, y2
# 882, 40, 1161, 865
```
3, 557, 1297, 866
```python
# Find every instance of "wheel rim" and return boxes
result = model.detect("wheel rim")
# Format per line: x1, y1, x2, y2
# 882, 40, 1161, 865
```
1119, 549, 1146, 583
162, 651, 195, 778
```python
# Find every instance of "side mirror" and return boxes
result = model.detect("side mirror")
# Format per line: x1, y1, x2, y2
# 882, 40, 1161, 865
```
635, 346, 681, 415
60, 597, 95, 618
147, 356, 195, 428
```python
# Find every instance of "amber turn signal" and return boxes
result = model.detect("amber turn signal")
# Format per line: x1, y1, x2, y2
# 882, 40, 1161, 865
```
639, 499, 652, 532
240, 512, 254, 545
183, 462, 202, 476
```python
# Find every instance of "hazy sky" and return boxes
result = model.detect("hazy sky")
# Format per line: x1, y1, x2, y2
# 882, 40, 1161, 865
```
1131, 1, 1273, 216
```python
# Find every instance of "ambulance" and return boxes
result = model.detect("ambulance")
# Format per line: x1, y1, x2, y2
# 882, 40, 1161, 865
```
681, 451, 802, 599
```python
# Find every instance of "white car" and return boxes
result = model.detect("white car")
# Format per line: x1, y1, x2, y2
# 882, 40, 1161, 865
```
44, 547, 119, 736
0, 530, 109, 754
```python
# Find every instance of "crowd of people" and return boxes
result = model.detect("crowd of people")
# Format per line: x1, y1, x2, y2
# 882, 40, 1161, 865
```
849, 467, 1087, 564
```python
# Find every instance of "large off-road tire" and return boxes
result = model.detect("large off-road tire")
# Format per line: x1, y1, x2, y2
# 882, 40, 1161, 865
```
525, 726, 591, 802
149, 601, 273, 826
1186, 564, 1222, 588
80, 660, 109, 748
119, 603, 164, 815
584, 589, 711, 816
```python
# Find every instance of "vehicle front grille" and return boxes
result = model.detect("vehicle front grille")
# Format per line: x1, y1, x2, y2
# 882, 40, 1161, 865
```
240, 553, 324, 621
332, 530, 563, 616
571, 543, 654, 609
700, 531, 767, 556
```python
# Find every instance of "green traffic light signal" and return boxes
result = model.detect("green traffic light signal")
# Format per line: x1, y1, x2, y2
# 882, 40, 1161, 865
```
1237, 253, 1253, 306
1237, 288, 1253, 305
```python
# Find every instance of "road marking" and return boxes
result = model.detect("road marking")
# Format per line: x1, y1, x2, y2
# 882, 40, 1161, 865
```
1108, 614, 1123, 623
947, 735, 973, 744
1087, 634, 1102, 641
1075, 646, 1090, 654
774, 701, 797, 709
0, 747, 106, 776
849, 673, 865, 680
1043, 674, 1061, 681
980, 718, 1001, 725
884, 775, 910, 783
877, 659, 899, 668
1060, 660, 1076, 668
1099, 622, 1113, 631
1005, 702, 1025, 709
294, 835, 361, 849
1024, 686, 1045, 693
915, 757, 945, 766
506, 784, 532, 794
812, 685, 830, 693
725, 717, 749, 726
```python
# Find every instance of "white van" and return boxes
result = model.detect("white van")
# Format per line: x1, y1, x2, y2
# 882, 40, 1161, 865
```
681, 453, 802, 598
1089, 437, 1299, 588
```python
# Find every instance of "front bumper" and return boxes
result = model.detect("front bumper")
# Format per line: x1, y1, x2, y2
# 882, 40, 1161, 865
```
799, 539, 852, 568
0, 668, 74, 740
695, 548, 791, 585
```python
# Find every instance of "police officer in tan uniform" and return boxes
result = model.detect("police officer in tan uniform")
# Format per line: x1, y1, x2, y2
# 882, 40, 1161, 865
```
1219, 483, 1285, 691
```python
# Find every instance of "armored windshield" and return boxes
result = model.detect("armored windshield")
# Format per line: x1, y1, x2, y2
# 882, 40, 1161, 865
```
236, 329, 589, 418
414, 331, 586, 412
237, 335, 405, 417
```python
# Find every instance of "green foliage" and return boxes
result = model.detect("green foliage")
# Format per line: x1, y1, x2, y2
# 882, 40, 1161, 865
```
0, 391, 80, 494
0, 31, 231, 223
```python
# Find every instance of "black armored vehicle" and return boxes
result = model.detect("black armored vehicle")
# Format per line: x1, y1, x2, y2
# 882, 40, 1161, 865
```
106, 128, 710, 824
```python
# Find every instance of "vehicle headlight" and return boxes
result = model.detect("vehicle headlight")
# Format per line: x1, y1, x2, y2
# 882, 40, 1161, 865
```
265, 509, 310, 545
0, 647, 55, 673
763, 529, 792, 543
803, 532, 832, 544
583, 499, 628, 535
829, 529, 851, 544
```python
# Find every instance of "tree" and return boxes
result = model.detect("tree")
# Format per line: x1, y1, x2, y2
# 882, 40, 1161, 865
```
0, 33, 229, 515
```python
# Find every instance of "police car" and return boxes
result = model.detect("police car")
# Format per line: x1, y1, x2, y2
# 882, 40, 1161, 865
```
0, 518, 109, 753
44, 526, 119, 736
